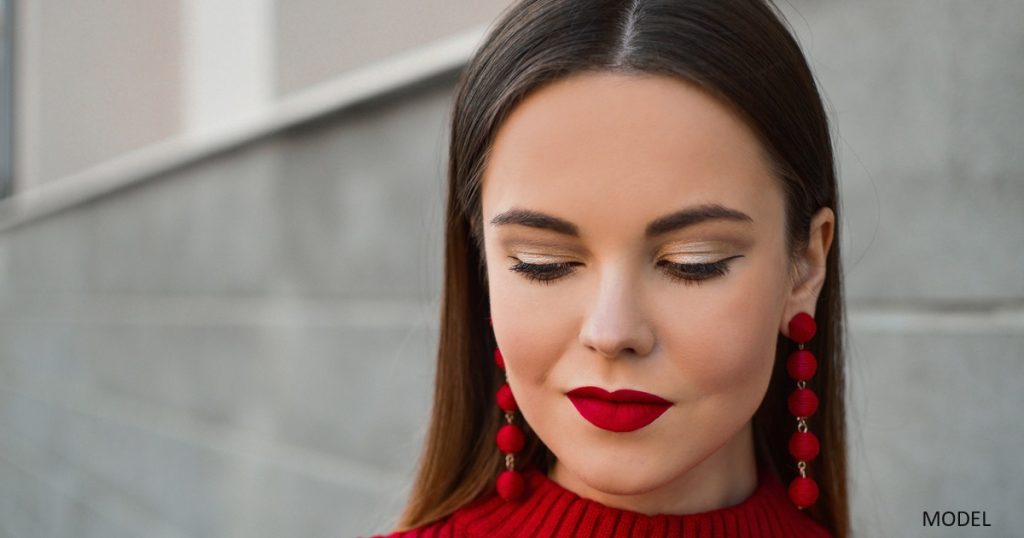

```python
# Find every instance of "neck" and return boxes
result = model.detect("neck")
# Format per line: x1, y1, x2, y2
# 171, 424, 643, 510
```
547, 421, 758, 515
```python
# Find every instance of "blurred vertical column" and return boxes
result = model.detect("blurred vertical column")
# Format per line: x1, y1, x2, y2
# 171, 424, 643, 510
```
181, 0, 273, 135
0, 0, 12, 198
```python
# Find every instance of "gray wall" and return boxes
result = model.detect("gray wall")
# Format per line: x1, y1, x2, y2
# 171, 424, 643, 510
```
1, 1, 1022, 537
0, 75, 453, 537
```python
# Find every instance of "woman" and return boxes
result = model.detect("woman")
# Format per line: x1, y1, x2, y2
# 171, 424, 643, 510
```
370, 0, 848, 536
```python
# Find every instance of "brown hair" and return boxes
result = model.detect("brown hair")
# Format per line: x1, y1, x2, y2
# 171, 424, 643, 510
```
395, 0, 848, 535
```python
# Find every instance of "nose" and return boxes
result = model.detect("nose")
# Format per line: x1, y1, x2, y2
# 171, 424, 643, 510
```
578, 272, 655, 359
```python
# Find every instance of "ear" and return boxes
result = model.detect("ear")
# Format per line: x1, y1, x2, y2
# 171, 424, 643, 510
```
780, 206, 835, 338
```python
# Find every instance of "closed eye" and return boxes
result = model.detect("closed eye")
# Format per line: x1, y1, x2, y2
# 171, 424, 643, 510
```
507, 255, 742, 286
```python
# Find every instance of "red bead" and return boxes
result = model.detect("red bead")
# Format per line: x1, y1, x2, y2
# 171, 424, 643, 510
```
788, 476, 819, 508
496, 424, 525, 453
786, 350, 817, 380
788, 312, 817, 343
496, 470, 525, 501
496, 383, 517, 412
788, 388, 819, 418
489, 317, 493, 326
789, 431, 820, 461
494, 348, 505, 370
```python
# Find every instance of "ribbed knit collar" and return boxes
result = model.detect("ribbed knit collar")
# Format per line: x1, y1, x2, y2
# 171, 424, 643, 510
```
447, 465, 832, 537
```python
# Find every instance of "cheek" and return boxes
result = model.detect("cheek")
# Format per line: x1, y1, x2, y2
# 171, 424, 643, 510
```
493, 319, 566, 436
669, 257, 784, 398
487, 254, 574, 387
492, 311, 566, 393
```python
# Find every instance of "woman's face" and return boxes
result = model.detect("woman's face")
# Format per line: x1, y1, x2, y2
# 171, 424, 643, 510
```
481, 71, 832, 513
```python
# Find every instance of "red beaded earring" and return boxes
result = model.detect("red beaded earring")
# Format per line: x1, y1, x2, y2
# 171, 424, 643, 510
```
786, 311, 820, 509
491, 317, 526, 501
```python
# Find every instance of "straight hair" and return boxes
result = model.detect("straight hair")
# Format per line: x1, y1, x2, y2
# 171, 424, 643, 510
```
396, 1, 849, 535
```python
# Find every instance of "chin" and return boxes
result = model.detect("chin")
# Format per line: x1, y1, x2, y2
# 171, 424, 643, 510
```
563, 453, 681, 496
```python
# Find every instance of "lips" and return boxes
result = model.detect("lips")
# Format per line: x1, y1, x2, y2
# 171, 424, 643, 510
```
567, 386, 672, 432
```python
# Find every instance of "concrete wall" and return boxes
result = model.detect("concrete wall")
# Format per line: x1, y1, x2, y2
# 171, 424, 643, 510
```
0, 73, 453, 537
0, 1, 1021, 537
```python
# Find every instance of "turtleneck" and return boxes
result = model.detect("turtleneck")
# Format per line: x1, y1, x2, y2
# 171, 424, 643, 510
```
368, 465, 832, 537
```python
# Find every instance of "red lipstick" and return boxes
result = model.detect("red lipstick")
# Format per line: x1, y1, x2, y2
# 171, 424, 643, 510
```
567, 386, 672, 432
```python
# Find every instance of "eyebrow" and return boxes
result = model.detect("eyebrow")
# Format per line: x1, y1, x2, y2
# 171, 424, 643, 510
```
489, 203, 753, 239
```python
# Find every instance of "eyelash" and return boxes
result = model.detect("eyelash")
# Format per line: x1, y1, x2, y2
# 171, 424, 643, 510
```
508, 255, 742, 286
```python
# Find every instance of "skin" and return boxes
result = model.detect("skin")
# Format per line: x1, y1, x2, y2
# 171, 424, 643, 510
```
480, 71, 834, 515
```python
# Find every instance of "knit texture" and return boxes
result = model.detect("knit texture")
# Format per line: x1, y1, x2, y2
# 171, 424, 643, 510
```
368, 465, 832, 537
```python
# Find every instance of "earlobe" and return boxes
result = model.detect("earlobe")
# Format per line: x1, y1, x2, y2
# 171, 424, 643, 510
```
780, 207, 835, 337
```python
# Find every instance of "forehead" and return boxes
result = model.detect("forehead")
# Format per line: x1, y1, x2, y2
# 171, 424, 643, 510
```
481, 71, 781, 239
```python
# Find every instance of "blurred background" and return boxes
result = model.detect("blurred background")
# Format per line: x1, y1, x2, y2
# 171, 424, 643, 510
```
0, 1, 1021, 537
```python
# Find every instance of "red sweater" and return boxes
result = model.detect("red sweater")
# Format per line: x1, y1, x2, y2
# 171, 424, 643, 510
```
368, 465, 832, 537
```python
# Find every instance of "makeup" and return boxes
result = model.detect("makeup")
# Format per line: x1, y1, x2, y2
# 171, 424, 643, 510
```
567, 386, 672, 433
